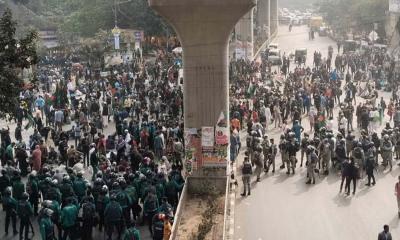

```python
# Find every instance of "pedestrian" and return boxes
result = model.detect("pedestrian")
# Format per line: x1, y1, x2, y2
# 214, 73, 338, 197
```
241, 157, 252, 196
60, 198, 78, 240
378, 225, 392, 240
345, 158, 357, 195
104, 194, 123, 240
39, 208, 55, 240
394, 176, 400, 218
121, 220, 141, 240
17, 192, 33, 240
2, 187, 18, 236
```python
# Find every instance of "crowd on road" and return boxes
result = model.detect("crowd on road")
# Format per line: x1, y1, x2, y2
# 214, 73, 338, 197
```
233, 42, 400, 205
0, 46, 186, 240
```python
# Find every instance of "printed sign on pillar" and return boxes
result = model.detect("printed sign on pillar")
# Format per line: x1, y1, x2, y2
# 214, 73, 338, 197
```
215, 111, 229, 146
201, 127, 214, 147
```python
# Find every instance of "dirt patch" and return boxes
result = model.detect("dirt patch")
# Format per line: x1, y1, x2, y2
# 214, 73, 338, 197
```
176, 195, 225, 240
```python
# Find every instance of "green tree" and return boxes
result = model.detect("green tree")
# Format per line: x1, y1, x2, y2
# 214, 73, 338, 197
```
0, 8, 38, 118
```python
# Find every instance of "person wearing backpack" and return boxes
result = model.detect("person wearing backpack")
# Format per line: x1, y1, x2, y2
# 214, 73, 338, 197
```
27, 172, 40, 216
241, 157, 253, 196
151, 213, 165, 240
121, 220, 141, 240
144, 191, 159, 236
73, 172, 87, 202
80, 196, 96, 240
96, 185, 110, 232
116, 179, 132, 226
17, 192, 33, 240
104, 194, 123, 240
2, 187, 18, 236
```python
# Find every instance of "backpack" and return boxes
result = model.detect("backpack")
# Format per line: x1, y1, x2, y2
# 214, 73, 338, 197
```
153, 219, 164, 238
242, 162, 253, 175
125, 228, 138, 240
82, 203, 95, 220
145, 196, 158, 213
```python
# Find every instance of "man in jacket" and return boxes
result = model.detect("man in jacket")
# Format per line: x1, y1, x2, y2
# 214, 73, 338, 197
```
2, 187, 18, 235
60, 198, 78, 240
378, 225, 392, 240
17, 192, 33, 240
241, 157, 252, 196
104, 194, 123, 240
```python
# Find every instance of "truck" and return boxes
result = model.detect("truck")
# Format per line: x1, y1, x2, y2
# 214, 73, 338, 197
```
309, 16, 323, 32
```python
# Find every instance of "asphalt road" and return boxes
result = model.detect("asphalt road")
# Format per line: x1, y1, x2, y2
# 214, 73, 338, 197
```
234, 25, 399, 240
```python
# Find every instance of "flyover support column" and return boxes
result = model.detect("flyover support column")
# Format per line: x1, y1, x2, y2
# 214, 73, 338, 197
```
257, 0, 270, 40
270, 0, 278, 35
149, 0, 256, 177
235, 9, 255, 59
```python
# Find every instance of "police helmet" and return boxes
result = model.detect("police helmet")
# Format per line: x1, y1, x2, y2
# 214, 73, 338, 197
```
384, 134, 390, 140
4, 186, 11, 195
51, 179, 58, 186
63, 175, 70, 182
112, 181, 120, 189
44, 208, 54, 217
101, 185, 108, 193
42, 200, 52, 208
21, 192, 29, 200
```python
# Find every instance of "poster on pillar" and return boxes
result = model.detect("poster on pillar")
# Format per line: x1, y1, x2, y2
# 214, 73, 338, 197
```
201, 127, 214, 147
215, 111, 229, 146
184, 128, 201, 174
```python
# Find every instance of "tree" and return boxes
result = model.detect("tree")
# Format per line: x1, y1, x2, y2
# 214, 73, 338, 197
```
0, 8, 38, 118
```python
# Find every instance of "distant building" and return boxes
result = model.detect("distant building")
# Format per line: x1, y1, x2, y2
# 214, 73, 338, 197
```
38, 29, 59, 49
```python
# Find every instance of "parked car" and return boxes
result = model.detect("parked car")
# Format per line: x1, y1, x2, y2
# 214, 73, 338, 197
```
268, 49, 282, 65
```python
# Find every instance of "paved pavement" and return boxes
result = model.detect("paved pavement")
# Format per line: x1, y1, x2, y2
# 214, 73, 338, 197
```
234, 25, 400, 240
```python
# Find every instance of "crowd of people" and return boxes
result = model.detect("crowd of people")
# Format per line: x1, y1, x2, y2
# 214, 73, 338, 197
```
0, 46, 185, 240
234, 41, 400, 201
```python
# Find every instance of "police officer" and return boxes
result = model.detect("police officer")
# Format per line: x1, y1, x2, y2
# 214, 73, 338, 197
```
42, 200, 62, 240
17, 192, 33, 240
320, 138, 331, 175
12, 171, 25, 201
60, 197, 78, 240
121, 220, 141, 240
73, 171, 87, 202
253, 144, 264, 182
365, 142, 376, 186
351, 142, 365, 178
300, 133, 310, 167
2, 187, 18, 236
96, 185, 110, 232
105, 194, 123, 240
306, 146, 317, 184
265, 138, 277, 173
261, 135, 270, 172
279, 134, 287, 169
381, 134, 393, 170
81, 196, 96, 240
286, 132, 299, 175
143, 190, 159, 236
27, 171, 40, 216
39, 208, 55, 240
241, 157, 252, 196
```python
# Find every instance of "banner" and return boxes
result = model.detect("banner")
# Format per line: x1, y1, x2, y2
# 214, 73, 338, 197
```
184, 128, 201, 173
114, 34, 120, 50
201, 127, 214, 147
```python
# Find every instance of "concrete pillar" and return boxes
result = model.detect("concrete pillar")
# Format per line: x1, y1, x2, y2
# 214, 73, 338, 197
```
149, 0, 256, 172
270, 0, 278, 35
235, 8, 255, 59
256, 0, 270, 39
